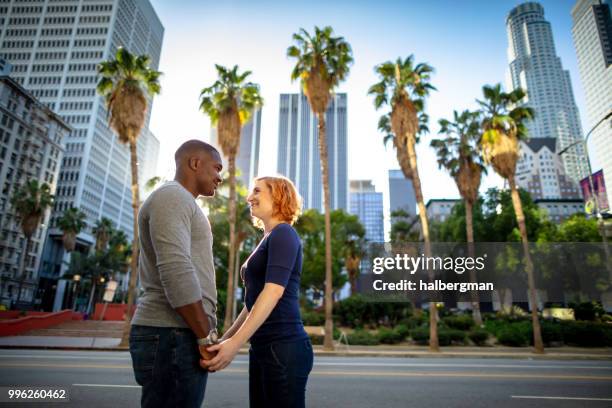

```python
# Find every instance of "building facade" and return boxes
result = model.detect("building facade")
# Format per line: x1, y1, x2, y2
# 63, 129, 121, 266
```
425, 199, 460, 223
0, 0, 164, 287
516, 138, 582, 199
534, 198, 585, 223
506, 2, 588, 184
388, 169, 416, 220
349, 180, 384, 243
572, 0, 612, 211
277, 93, 348, 211
0, 76, 69, 307
211, 107, 261, 188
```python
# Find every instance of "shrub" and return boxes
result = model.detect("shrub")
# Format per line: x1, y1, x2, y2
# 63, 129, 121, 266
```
333, 295, 412, 328
561, 322, 610, 347
394, 324, 410, 340
497, 325, 530, 347
347, 329, 380, 345
302, 310, 325, 326
540, 321, 563, 346
570, 301, 605, 321
378, 327, 403, 344
400, 314, 427, 330
308, 334, 323, 345
468, 329, 489, 346
443, 329, 467, 345
442, 315, 474, 331
410, 328, 430, 345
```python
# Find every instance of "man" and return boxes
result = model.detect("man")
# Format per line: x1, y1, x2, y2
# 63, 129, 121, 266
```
129, 140, 223, 408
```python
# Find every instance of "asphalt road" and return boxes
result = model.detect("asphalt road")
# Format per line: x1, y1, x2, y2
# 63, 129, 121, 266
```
0, 349, 611, 407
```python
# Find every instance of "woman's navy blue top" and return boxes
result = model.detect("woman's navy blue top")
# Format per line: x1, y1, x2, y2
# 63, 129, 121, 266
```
241, 223, 308, 346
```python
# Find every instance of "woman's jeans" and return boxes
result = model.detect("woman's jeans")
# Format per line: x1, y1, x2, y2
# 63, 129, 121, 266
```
249, 338, 314, 408
129, 325, 208, 408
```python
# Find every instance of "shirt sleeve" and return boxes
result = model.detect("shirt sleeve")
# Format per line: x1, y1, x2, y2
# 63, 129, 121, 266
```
148, 189, 202, 308
265, 225, 300, 287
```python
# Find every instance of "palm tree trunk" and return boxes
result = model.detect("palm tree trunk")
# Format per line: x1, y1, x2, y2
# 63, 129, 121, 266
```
119, 141, 141, 348
224, 154, 237, 331
406, 139, 439, 352
465, 201, 483, 326
15, 237, 30, 307
508, 175, 544, 354
317, 112, 334, 351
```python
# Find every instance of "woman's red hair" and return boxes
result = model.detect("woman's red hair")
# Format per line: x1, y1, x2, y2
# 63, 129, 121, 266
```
253, 176, 302, 227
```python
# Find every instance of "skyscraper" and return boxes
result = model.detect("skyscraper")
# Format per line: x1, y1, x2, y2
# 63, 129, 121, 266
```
349, 180, 384, 243
572, 0, 612, 210
388, 169, 416, 219
0, 76, 69, 307
211, 107, 261, 188
515, 138, 582, 199
0, 0, 163, 282
506, 2, 588, 185
277, 93, 348, 211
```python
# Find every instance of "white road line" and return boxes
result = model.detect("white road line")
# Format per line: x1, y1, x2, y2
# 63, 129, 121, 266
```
73, 384, 140, 389
512, 395, 612, 401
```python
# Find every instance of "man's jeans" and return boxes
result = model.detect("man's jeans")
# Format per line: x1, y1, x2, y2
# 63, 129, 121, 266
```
129, 325, 208, 408
249, 338, 314, 408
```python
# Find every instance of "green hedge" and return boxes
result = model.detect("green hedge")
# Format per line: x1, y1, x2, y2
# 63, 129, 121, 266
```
468, 329, 489, 346
333, 295, 412, 328
410, 328, 466, 346
442, 315, 474, 331
347, 329, 380, 345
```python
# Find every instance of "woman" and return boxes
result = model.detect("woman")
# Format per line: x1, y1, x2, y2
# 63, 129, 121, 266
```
202, 175, 313, 408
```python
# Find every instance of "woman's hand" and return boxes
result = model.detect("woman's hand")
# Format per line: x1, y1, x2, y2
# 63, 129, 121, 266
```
199, 338, 242, 372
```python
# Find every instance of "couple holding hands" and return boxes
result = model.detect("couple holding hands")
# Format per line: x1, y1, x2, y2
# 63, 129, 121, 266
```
129, 140, 313, 407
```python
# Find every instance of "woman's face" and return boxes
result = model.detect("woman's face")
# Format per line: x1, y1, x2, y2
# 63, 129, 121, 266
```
247, 180, 275, 221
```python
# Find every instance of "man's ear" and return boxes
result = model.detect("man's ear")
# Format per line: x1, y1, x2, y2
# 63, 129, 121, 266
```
188, 157, 201, 171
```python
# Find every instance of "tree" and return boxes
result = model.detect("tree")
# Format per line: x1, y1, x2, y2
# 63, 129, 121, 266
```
368, 55, 440, 351
57, 207, 87, 252
477, 83, 544, 353
96, 46, 162, 347
92, 217, 114, 252
430, 110, 486, 325
10, 180, 54, 306
200, 64, 263, 331
288, 26, 353, 350
294, 209, 364, 299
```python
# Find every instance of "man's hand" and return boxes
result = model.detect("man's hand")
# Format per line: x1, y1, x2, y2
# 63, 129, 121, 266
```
199, 338, 241, 372
199, 345, 217, 371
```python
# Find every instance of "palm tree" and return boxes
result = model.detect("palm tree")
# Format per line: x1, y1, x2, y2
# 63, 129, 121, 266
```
368, 55, 440, 351
477, 84, 544, 353
200, 64, 263, 331
288, 26, 353, 350
96, 46, 162, 347
92, 217, 114, 252
344, 238, 365, 296
430, 110, 486, 326
57, 207, 87, 252
10, 180, 54, 306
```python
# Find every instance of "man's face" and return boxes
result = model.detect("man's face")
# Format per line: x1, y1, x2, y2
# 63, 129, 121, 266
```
194, 151, 223, 197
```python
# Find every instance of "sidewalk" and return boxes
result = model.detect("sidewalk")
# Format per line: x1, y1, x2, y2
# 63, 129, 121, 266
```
1, 334, 611, 360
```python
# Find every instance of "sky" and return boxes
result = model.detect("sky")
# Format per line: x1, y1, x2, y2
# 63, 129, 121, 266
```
146, 0, 590, 236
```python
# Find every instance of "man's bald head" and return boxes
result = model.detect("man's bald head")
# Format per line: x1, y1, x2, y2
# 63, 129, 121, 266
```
174, 140, 223, 197
175, 140, 220, 168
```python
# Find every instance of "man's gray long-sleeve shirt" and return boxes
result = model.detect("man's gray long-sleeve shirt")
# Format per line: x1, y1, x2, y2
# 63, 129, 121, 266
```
131, 181, 217, 329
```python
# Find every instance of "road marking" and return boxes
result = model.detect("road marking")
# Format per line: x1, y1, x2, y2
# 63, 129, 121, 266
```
74, 384, 140, 389
2, 363, 612, 381
1, 355, 610, 371
512, 395, 612, 401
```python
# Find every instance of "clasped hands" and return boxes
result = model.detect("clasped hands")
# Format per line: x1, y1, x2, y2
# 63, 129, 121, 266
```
199, 337, 241, 373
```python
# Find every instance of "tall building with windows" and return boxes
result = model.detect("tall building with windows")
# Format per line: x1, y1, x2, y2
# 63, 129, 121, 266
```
349, 180, 384, 243
506, 2, 588, 185
0, 0, 163, 290
211, 107, 261, 188
277, 93, 348, 211
516, 138, 582, 199
572, 0, 612, 210
388, 169, 416, 219
0, 76, 69, 307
